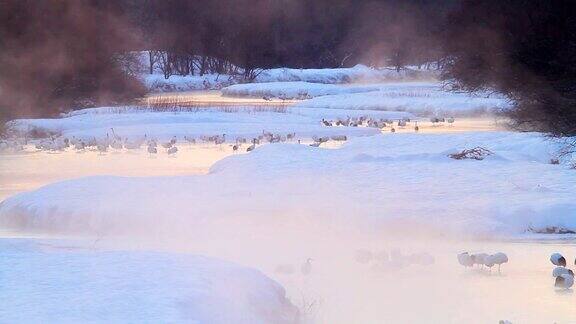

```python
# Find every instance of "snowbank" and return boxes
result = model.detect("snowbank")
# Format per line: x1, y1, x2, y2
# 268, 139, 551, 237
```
0, 239, 298, 323
295, 82, 512, 117
255, 65, 438, 84
143, 65, 439, 93
1, 132, 574, 237
221, 81, 379, 99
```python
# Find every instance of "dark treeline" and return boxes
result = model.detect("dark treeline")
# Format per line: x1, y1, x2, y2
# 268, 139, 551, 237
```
443, 0, 576, 136
1, 0, 575, 137
130, 0, 452, 78
0, 0, 453, 120
0, 0, 147, 120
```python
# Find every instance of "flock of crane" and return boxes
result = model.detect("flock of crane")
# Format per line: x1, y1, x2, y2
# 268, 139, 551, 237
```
457, 251, 509, 273
0, 116, 458, 155
458, 251, 575, 289
275, 249, 435, 277
0, 129, 306, 155
321, 116, 455, 133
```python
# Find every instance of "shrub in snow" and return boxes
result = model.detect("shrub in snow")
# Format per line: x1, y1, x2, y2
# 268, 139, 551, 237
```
448, 147, 494, 160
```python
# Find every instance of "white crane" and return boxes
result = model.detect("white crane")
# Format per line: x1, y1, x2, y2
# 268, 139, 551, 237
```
215, 134, 226, 145
74, 140, 86, 150
110, 139, 123, 150
110, 128, 121, 142
457, 252, 474, 268
301, 258, 313, 275
184, 136, 196, 145
97, 140, 108, 154
486, 252, 508, 273
167, 146, 178, 155
147, 144, 157, 155
471, 253, 489, 268
551, 253, 567, 267
124, 137, 142, 150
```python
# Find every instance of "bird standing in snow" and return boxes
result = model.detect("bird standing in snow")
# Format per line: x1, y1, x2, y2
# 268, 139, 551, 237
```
487, 252, 508, 273
551, 253, 567, 267
184, 136, 196, 145
471, 253, 489, 268
457, 252, 474, 268
147, 144, 158, 155
97, 143, 108, 154
167, 146, 178, 155
301, 258, 313, 275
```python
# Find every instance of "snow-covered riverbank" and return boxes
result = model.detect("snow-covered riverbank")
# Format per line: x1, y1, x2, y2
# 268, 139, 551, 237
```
0, 238, 298, 323
1, 132, 574, 238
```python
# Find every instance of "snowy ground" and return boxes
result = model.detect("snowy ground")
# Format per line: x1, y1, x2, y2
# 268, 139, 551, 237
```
6, 107, 387, 141
2, 66, 575, 322
1, 131, 576, 323
0, 238, 298, 323
1, 132, 574, 238
5, 80, 510, 144
222, 81, 510, 117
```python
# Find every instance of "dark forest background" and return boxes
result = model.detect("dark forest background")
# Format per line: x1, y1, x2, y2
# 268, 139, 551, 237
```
0, 0, 575, 136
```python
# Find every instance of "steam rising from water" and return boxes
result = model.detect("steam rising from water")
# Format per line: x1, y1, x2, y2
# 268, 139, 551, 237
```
1, 134, 575, 323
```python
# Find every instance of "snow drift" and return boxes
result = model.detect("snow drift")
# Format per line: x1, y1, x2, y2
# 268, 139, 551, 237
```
0, 239, 298, 323
144, 65, 438, 93
295, 82, 511, 117
1, 132, 574, 238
